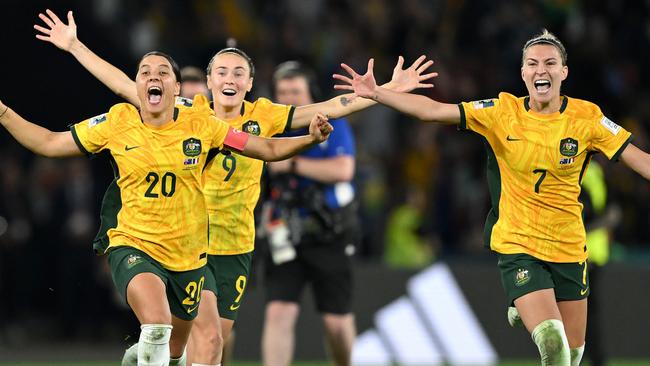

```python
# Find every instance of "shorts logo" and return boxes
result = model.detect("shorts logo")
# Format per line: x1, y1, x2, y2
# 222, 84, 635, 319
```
514, 268, 530, 287
183, 138, 202, 157
229, 303, 241, 311
241, 120, 261, 136
126, 254, 143, 268
580, 287, 589, 296
559, 137, 578, 157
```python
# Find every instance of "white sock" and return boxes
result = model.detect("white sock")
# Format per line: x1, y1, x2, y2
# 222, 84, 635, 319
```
570, 344, 585, 366
122, 343, 139, 366
531, 319, 570, 365
138, 324, 173, 366
169, 349, 186, 366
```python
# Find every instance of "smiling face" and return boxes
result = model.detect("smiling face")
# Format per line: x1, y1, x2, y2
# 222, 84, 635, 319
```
207, 52, 253, 110
135, 55, 180, 115
521, 43, 568, 108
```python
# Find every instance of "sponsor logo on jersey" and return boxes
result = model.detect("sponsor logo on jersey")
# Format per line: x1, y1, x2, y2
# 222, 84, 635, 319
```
559, 137, 578, 157
472, 99, 495, 110
89, 114, 107, 127
183, 138, 202, 157
600, 116, 621, 135
514, 268, 530, 287
559, 157, 575, 165
175, 96, 193, 107
242, 120, 261, 136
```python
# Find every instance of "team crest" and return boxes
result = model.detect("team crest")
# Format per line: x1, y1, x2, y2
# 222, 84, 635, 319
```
89, 114, 107, 127
559, 138, 578, 157
183, 138, 202, 157
514, 268, 530, 287
242, 120, 261, 136
126, 254, 143, 268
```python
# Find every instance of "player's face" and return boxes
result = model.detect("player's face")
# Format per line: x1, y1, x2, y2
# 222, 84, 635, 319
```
521, 44, 568, 105
136, 55, 180, 114
275, 76, 313, 107
207, 53, 253, 109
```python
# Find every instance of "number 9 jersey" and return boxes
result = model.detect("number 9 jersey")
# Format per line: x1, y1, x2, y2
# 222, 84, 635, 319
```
70, 102, 236, 271
458, 92, 632, 263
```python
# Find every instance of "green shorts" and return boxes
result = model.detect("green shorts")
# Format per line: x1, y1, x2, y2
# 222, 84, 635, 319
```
497, 252, 589, 305
108, 246, 206, 321
203, 252, 253, 321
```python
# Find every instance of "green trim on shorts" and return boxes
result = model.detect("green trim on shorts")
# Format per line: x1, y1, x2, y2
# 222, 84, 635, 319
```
108, 246, 206, 321
203, 252, 253, 321
497, 252, 589, 305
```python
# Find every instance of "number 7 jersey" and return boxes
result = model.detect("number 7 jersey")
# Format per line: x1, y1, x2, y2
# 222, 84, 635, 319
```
70, 103, 235, 271
459, 92, 632, 262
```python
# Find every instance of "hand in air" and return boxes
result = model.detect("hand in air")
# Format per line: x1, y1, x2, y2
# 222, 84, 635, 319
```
34, 9, 78, 52
309, 113, 333, 143
333, 59, 379, 99
389, 55, 438, 93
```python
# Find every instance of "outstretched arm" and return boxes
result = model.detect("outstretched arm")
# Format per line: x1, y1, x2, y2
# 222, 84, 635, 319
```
290, 56, 438, 129
334, 58, 460, 124
0, 102, 82, 158
620, 144, 650, 180
239, 113, 333, 161
34, 9, 138, 106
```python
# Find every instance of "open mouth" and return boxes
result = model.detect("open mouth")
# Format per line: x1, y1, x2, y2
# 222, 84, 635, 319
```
147, 86, 163, 105
222, 88, 237, 96
534, 79, 551, 93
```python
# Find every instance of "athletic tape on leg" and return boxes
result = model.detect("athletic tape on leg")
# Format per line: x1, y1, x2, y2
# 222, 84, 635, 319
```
138, 324, 173, 366
531, 319, 570, 366
570, 344, 585, 366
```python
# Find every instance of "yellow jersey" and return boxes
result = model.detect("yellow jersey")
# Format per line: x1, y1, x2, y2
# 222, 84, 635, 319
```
71, 102, 235, 271
459, 92, 632, 262
180, 95, 294, 255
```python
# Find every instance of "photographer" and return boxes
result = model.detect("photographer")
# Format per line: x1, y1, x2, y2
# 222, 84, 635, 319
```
261, 61, 359, 366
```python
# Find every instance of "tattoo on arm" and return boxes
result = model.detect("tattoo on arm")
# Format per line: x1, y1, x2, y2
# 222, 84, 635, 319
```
339, 96, 350, 106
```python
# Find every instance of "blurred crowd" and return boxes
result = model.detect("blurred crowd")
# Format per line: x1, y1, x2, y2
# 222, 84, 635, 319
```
2, 0, 650, 344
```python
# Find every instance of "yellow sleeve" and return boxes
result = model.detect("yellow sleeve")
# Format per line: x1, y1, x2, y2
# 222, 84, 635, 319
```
257, 98, 295, 135
590, 113, 633, 161
458, 97, 501, 137
207, 115, 233, 149
69, 107, 116, 154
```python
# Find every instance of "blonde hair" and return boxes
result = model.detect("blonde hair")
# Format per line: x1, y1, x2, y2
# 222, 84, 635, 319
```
522, 29, 567, 66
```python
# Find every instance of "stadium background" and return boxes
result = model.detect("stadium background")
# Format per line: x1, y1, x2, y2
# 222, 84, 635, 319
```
1, 0, 650, 364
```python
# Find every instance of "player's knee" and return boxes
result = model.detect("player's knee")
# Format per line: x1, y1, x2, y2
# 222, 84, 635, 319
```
138, 324, 173, 366
193, 320, 224, 354
323, 314, 353, 335
531, 319, 570, 365
266, 301, 299, 325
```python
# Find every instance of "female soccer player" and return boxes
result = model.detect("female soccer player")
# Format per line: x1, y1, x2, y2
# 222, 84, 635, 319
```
34, 9, 436, 365
0, 52, 332, 366
334, 30, 650, 365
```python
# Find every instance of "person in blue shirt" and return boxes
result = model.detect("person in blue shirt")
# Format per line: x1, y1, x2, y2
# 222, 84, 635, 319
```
261, 61, 358, 366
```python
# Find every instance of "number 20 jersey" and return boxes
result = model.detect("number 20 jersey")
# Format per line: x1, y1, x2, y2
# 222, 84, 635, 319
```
458, 92, 632, 263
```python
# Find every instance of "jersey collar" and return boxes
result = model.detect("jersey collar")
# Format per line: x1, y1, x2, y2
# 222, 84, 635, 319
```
524, 95, 568, 114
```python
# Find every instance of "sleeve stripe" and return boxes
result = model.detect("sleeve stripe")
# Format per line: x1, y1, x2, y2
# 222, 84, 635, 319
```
457, 103, 467, 130
69, 124, 91, 156
223, 127, 250, 152
283, 106, 296, 133
611, 134, 633, 162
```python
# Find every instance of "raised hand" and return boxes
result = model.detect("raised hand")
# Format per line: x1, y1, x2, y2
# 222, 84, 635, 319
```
309, 113, 333, 143
34, 9, 78, 52
389, 55, 438, 93
333, 59, 379, 99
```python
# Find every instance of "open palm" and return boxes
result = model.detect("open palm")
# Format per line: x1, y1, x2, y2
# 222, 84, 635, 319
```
333, 59, 379, 99
34, 9, 78, 52
389, 55, 438, 93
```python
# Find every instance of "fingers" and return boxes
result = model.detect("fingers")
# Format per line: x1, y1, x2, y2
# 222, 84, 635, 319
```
367, 58, 375, 73
393, 55, 404, 70
333, 85, 354, 91
409, 55, 427, 70
45, 9, 62, 24
418, 83, 435, 89
34, 24, 51, 35
35, 34, 50, 42
416, 59, 434, 74
332, 73, 353, 85
419, 72, 439, 81
38, 13, 55, 28
339, 63, 359, 78
67, 11, 76, 26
